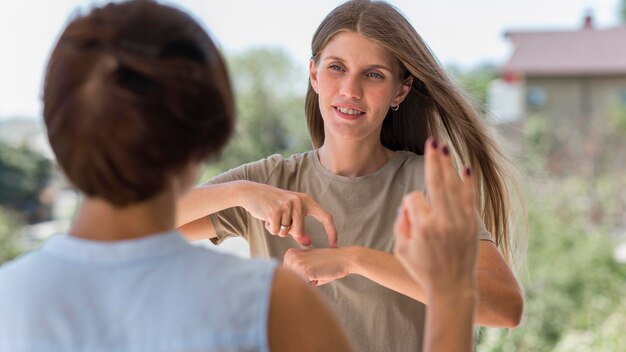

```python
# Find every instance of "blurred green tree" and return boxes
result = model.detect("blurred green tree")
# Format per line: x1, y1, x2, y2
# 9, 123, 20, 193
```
477, 177, 626, 351
0, 141, 52, 223
475, 92, 626, 349
0, 207, 23, 264
201, 47, 310, 180
447, 63, 498, 111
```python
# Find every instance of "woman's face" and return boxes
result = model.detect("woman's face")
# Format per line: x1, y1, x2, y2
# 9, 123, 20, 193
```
310, 30, 411, 145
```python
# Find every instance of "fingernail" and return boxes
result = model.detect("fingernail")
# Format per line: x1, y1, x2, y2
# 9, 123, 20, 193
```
442, 145, 449, 155
465, 167, 472, 176
431, 138, 438, 149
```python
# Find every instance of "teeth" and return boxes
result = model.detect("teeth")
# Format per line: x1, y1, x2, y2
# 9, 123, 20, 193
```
337, 106, 362, 115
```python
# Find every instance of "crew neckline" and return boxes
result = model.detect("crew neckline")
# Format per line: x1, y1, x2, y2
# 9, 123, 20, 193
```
308, 149, 413, 184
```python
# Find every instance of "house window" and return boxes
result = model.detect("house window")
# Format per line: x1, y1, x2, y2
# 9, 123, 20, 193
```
527, 87, 547, 108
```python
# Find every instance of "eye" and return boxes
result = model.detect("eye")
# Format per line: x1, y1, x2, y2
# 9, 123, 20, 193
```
366, 72, 384, 79
328, 64, 345, 72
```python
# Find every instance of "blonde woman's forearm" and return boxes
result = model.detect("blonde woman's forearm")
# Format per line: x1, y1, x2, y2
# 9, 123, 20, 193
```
176, 181, 248, 227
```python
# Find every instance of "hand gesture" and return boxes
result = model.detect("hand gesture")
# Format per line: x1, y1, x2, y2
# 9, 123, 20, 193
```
393, 138, 479, 294
238, 182, 337, 247
283, 248, 350, 286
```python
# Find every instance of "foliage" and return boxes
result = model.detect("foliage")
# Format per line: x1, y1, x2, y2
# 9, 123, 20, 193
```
447, 63, 498, 109
0, 207, 23, 264
0, 140, 52, 222
201, 47, 310, 180
475, 90, 626, 349
477, 176, 626, 351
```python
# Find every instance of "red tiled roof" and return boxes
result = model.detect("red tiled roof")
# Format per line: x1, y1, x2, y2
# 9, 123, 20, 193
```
503, 26, 626, 76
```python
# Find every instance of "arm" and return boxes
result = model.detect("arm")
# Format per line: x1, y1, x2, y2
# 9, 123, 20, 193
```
424, 289, 476, 352
176, 181, 245, 229
394, 138, 478, 352
283, 242, 521, 327
176, 181, 247, 242
176, 180, 337, 247
268, 267, 352, 352
347, 242, 523, 327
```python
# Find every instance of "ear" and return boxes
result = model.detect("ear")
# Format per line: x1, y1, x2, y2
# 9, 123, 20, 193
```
391, 75, 413, 106
309, 59, 319, 94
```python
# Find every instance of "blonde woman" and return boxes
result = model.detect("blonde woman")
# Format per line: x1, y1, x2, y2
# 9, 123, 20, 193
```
178, 1, 524, 350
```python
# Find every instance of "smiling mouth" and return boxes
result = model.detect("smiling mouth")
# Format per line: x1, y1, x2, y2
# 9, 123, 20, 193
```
334, 106, 365, 116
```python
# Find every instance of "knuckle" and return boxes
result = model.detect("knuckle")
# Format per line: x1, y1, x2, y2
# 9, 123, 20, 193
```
270, 208, 281, 218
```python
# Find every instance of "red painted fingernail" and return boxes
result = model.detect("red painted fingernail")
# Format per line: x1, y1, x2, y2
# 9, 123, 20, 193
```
465, 167, 472, 176
442, 145, 449, 155
431, 138, 438, 149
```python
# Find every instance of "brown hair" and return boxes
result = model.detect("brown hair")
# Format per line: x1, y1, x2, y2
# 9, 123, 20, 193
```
43, 0, 234, 206
305, 0, 525, 265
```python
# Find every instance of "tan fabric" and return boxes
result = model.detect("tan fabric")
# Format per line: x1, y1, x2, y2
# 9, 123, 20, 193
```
206, 150, 492, 352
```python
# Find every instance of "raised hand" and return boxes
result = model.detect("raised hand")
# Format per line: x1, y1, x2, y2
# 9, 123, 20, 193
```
393, 138, 478, 295
237, 181, 337, 248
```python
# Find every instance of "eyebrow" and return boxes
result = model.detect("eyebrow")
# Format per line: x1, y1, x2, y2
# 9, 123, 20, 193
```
322, 55, 393, 72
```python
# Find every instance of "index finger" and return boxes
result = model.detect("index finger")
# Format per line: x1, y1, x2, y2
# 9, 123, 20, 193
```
304, 201, 338, 248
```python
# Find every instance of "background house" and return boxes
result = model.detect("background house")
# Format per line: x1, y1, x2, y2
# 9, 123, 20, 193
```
488, 14, 626, 269
489, 14, 626, 177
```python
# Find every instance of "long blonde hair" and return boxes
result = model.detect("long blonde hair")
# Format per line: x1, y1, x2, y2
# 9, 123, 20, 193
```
305, 0, 525, 266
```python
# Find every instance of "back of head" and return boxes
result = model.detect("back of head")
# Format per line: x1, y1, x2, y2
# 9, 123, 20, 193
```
44, 0, 233, 206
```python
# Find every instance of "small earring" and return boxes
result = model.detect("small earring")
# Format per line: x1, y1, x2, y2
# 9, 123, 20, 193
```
391, 104, 399, 111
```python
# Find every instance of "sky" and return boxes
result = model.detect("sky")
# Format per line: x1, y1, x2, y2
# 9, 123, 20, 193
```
0, 0, 622, 120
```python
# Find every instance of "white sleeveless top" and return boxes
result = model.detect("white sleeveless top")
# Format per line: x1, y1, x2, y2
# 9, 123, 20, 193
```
0, 231, 277, 352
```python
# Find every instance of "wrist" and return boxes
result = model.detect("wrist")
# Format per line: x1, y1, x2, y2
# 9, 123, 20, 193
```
229, 180, 251, 208
425, 282, 477, 305
344, 246, 366, 275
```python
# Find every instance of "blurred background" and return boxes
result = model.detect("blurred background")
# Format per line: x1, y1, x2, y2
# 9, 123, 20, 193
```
1, 0, 626, 350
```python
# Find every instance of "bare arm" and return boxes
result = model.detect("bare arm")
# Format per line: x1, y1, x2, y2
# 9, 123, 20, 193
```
178, 216, 217, 241
347, 242, 522, 327
268, 267, 352, 352
176, 181, 244, 228
176, 181, 246, 242
176, 180, 337, 247
423, 290, 476, 352
284, 242, 521, 327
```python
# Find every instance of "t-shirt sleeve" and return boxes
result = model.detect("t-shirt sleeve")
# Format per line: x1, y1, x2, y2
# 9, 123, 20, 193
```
203, 154, 284, 245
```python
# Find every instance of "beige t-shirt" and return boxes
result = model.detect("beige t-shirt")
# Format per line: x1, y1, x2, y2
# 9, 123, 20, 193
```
207, 150, 492, 352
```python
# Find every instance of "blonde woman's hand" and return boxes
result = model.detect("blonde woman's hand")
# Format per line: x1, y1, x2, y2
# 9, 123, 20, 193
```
283, 248, 351, 286
237, 181, 337, 247
393, 138, 478, 295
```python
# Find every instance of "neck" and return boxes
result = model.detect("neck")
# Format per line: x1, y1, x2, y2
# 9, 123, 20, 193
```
318, 137, 394, 177
69, 191, 175, 242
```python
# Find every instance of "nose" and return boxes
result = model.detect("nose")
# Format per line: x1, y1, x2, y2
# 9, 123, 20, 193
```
339, 74, 362, 100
